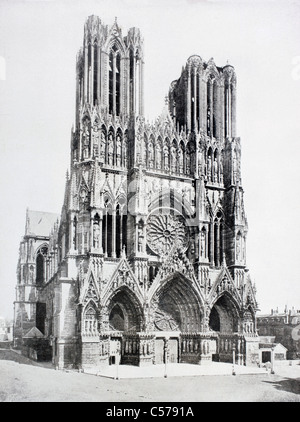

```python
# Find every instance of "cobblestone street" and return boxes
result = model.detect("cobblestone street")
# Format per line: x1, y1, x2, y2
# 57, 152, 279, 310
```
0, 350, 299, 402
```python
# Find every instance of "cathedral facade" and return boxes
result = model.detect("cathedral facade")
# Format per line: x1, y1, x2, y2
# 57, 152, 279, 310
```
14, 16, 259, 369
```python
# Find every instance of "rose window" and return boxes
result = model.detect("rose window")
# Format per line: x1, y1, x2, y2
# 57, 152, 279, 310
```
147, 213, 188, 256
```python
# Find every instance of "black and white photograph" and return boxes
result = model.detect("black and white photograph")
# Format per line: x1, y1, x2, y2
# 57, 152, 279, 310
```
0, 0, 299, 404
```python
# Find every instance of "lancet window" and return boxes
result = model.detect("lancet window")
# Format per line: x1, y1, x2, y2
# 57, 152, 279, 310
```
109, 44, 121, 116
208, 211, 224, 267
36, 246, 48, 286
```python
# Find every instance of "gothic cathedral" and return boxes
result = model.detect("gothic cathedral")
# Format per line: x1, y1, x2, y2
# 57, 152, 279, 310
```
14, 16, 259, 369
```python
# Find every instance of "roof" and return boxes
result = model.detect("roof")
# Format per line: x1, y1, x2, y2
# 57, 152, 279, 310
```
25, 210, 60, 237
259, 342, 287, 351
23, 327, 44, 338
259, 336, 276, 343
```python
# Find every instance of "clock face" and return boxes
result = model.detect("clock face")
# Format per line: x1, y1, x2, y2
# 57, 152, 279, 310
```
146, 212, 189, 256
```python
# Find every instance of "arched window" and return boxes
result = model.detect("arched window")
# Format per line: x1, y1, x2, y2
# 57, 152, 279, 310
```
213, 211, 224, 267
200, 227, 207, 258
207, 79, 211, 136
207, 147, 213, 181
236, 231, 242, 262
93, 213, 100, 249
129, 48, 134, 113
170, 139, 177, 173
155, 138, 162, 170
108, 45, 121, 116
208, 211, 224, 267
143, 134, 148, 166
213, 149, 219, 183
36, 246, 48, 286
115, 201, 127, 258
102, 197, 113, 257
116, 130, 122, 167
83, 303, 98, 334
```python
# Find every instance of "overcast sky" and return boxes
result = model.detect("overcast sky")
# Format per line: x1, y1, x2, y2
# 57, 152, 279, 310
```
0, 0, 299, 320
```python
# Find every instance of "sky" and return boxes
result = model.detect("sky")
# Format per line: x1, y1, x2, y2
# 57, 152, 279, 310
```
0, 0, 299, 320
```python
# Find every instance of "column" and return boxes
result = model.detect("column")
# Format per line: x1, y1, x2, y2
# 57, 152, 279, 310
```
97, 45, 101, 105
202, 77, 207, 134
228, 82, 231, 137
69, 215, 75, 253
132, 55, 136, 115
84, 43, 88, 102
220, 81, 225, 138
113, 54, 116, 115
126, 58, 130, 115
193, 67, 197, 131
136, 59, 140, 115
187, 67, 191, 131
225, 83, 228, 138
104, 208, 108, 257
90, 215, 94, 250
210, 223, 214, 266
216, 222, 220, 267
140, 60, 144, 116
99, 215, 103, 254
90, 43, 94, 105
198, 72, 202, 130
112, 210, 116, 258
120, 212, 123, 252
231, 82, 237, 137
210, 80, 213, 137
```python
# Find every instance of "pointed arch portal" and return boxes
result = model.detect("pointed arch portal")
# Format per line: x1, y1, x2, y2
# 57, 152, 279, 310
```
153, 275, 203, 333
108, 288, 143, 333
209, 294, 239, 333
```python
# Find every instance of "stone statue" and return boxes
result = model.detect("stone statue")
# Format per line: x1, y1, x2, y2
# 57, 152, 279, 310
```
200, 231, 206, 257
93, 223, 100, 248
163, 147, 169, 170
213, 158, 218, 182
116, 135, 121, 166
178, 148, 183, 173
82, 124, 90, 159
148, 143, 154, 168
207, 156, 212, 181
108, 134, 114, 165
100, 131, 106, 160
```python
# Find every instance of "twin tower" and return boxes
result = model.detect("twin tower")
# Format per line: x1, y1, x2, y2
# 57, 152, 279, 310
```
14, 16, 259, 369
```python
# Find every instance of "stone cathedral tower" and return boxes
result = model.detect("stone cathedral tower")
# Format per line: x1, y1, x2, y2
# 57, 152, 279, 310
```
14, 16, 259, 369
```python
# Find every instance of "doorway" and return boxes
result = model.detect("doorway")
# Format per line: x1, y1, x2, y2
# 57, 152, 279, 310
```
262, 351, 271, 363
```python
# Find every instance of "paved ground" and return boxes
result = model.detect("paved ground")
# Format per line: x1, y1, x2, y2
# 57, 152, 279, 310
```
85, 360, 266, 378
0, 349, 299, 402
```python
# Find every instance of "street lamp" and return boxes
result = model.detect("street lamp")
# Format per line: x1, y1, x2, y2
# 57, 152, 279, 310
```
164, 340, 169, 378
232, 344, 236, 376
115, 343, 120, 380
271, 346, 275, 375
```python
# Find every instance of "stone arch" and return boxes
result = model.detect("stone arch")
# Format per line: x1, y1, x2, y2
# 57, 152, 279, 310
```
243, 305, 256, 334
206, 146, 213, 181
81, 115, 91, 159
148, 134, 155, 169
150, 274, 204, 332
35, 244, 48, 286
143, 133, 148, 166
155, 136, 163, 170
115, 128, 123, 167
106, 286, 144, 332
82, 299, 99, 334
102, 194, 113, 257
209, 293, 240, 333
107, 126, 115, 165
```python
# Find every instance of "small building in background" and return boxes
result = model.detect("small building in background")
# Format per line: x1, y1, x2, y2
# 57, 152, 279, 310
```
257, 307, 300, 360
258, 336, 287, 364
